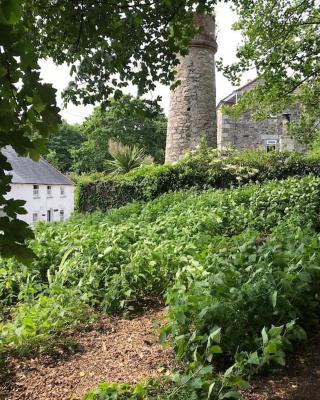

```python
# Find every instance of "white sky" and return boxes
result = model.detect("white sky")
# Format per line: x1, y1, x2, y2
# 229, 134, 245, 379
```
39, 2, 256, 125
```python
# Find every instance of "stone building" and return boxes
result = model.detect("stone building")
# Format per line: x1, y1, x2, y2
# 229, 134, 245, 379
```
165, 16, 304, 163
165, 14, 217, 163
217, 78, 304, 152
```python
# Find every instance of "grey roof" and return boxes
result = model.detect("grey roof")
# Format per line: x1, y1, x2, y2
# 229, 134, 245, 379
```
2, 146, 74, 185
217, 78, 262, 109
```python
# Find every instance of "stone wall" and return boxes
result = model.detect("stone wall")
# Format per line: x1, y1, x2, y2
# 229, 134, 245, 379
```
165, 14, 217, 163
217, 106, 305, 152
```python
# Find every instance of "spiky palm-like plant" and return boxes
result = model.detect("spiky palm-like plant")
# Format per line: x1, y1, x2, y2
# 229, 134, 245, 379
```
105, 139, 153, 174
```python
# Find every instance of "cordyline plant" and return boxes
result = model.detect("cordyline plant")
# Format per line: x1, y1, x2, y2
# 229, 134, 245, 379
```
106, 139, 153, 175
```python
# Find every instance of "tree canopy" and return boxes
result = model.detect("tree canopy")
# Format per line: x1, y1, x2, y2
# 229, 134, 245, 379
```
71, 96, 167, 173
219, 0, 320, 142
46, 122, 83, 173
29, 0, 216, 106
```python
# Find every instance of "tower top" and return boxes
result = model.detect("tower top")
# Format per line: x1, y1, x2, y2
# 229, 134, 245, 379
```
191, 14, 217, 53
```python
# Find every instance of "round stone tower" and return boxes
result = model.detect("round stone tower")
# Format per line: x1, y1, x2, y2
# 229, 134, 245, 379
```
165, 14, 217, 163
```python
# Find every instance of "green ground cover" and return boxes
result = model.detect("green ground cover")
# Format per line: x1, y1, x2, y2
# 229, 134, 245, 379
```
1, 175, 320, 398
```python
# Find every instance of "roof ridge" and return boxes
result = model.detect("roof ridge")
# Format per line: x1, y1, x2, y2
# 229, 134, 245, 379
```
217, 77, 261, 108
40, 156, 74, 185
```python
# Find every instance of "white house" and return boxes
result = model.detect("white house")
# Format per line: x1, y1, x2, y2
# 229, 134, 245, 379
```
3, 146, 75, 225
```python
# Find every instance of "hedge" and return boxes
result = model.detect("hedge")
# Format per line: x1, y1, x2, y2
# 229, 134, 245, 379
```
76, 149, 320, 212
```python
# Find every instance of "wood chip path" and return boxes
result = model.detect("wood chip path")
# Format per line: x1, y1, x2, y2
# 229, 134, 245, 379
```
0, 309, 175, 400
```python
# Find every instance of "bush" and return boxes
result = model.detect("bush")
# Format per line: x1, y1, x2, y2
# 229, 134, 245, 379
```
166, 220, 318, 362
76, 149, 320, 212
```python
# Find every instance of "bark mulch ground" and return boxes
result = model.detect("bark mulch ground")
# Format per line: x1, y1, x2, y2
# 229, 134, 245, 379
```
0, 308, 175, 400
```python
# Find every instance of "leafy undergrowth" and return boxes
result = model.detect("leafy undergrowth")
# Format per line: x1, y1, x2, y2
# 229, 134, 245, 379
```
1, 175, 320, 398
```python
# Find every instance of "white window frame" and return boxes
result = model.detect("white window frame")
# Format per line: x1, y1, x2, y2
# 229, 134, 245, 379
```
33, 185, 39, 198
47, 185, 52, 197
60, 186, 65, 197
266, 139, 277, 145
59, 209, 65, 221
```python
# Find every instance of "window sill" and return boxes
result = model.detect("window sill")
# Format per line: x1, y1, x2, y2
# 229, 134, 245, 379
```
33, 196, 40, 199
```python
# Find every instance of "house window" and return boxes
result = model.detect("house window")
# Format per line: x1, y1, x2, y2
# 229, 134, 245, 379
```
60, 186, 65, 196
33, 185, 39, 197
59, 209, 64, 221
266, 145, 276, 152
266, 139, 278, 153
47, 185, 52, 196
32, 213, 38, 223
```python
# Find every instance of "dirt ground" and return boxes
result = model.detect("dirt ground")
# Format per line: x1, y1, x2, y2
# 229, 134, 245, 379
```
0, 309, 175, 400
1, 309, 320, 400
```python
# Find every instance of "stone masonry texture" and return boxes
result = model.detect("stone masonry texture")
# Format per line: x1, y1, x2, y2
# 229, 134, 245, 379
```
217, 79, 305, 152
165, 14, 217, 163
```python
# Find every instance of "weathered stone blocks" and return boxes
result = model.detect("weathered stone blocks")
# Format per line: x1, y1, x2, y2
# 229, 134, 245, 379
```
165, 14, 217, 163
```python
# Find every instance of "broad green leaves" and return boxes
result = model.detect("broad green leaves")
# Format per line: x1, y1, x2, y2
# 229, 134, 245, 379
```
1, 175, 320, 397
0, 0, 61, 262
0, 0, 22, 24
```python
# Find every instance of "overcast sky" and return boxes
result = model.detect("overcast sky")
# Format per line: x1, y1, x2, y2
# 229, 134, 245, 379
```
39, 2, 256, 125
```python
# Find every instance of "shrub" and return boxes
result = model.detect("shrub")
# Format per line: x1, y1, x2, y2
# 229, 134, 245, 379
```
105, 139, 154, 175
0, 288, 90, 355
76, 149, 320, 212
166, 220, 318, 363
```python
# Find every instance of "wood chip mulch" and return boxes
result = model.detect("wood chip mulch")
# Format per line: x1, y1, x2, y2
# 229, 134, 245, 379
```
0, 309, 175, 400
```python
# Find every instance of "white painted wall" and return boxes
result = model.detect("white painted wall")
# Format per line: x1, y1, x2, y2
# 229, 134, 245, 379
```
5, 183, 74, 225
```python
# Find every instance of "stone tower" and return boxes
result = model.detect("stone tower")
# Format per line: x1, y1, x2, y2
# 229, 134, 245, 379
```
165, 14, 218, 163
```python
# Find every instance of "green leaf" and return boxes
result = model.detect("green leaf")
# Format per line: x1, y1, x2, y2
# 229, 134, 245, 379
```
208, 382, 216, 399
247, 351, 260, 366
271, 291, 277, 308
1, 0, 22, 24
208, 327, 222, 345
261, 327, 268, 346
0, 64, 7, 78
220, 391, 243, 399
210, 345, 223, 354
